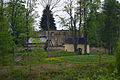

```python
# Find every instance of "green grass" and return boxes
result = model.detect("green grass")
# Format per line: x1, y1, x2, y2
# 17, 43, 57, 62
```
0, 50, 115, 67
13, 50, 115, 65
40, 62, 118, 80
0, 50, 117, 80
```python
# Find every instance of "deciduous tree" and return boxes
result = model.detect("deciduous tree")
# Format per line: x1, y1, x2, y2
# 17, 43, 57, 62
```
103, 0, 120, 54
0, 0, 13, 66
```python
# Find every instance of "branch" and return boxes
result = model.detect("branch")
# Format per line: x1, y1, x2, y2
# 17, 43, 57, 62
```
38, 0, 61, 10
50, 0, 61, 10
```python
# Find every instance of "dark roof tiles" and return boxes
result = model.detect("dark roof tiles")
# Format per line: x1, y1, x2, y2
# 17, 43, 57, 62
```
65, 38, 84, 44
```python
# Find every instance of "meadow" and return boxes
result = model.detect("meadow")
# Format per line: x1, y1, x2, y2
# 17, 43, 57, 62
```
0, 50, 118, 80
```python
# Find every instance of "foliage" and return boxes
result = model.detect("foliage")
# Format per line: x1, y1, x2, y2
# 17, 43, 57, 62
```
40, 62, 118, 80
40, 5, 56, 30
0, 12, 12, 54
0, 0, 120, 79
6, 0, 35, 46
57, 16, 71, 29
102, 0, 120, 54
87, 12, 106, 47
115, 38, 120, 75
0, 5, 13, 66
0, 68, 39, 80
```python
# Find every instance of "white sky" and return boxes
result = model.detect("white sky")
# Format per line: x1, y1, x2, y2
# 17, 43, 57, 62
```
35, 0, 120, 30
35, 0, 67, 30
4, 0, 120, 30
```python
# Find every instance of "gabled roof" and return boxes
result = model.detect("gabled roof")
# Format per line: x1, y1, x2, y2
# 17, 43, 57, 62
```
65, 38, 84, 44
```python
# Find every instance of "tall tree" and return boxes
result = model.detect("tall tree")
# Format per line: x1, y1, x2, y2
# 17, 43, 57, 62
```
6, 0, 27, 60
82, 0, 89, 55
103, 0, 119, 54
77, 0, 101, 54
40, 5, 56, 30
25, 0, 37, 56
86, 0, 102, 47
63, 0, 79, 52
0, 0, 13, 66
39, 0, 61, 57
6, 0, 36, 58
87, 12, 105, 47
7, 0, 28, 43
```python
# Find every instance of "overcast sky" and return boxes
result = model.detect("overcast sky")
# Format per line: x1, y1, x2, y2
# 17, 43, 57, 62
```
4, 0, 120, 30
35, 0, 120, 30
35, 0, 67, 30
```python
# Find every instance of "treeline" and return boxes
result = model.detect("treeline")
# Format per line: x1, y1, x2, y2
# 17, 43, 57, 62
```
0, 0, 36, 66
59, 0, 120, 54
88, 0, 120, 54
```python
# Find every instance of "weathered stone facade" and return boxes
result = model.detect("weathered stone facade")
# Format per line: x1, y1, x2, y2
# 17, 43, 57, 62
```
37, 30, 86, 51
38, 30, 71, 47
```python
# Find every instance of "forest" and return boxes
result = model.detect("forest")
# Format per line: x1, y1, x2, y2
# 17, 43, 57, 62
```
0, 0, 120, 80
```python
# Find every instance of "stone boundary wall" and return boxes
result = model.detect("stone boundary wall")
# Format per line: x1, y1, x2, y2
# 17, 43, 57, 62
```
49, 47, 65, 51
90, 47, 108, 54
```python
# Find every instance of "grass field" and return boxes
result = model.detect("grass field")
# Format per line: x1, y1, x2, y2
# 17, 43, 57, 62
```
0, 50, 118, 80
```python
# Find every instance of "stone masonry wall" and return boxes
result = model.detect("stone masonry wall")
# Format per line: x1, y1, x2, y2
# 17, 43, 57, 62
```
38, 30, 70, 47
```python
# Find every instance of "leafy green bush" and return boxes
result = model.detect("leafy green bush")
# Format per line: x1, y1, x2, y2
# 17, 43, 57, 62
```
115, 38, 120, 75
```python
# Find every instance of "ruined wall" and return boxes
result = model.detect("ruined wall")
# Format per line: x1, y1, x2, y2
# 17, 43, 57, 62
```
38, 30, 83, 47
38, 30, 70, 47
48, 31, 66, 47
37, 30, 90, 52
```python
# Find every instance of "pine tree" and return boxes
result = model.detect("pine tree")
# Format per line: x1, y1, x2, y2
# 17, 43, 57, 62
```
40, 5, 56, 31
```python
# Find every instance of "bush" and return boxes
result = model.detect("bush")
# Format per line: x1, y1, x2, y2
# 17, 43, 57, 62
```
39, 63, 118, 80
115, 38, 120, 75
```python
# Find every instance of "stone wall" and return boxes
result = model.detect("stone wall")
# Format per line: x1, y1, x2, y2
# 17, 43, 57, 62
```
38, 30, 84, 47
49, 47, 65, 51
90, 47, 108, 54
38, 30, 71, 47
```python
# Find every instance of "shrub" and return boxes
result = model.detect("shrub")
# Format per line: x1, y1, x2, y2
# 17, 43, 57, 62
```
115, 38, 120, 75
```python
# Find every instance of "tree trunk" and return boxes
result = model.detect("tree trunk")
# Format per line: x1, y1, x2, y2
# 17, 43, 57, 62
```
11, 0, 15, 60
12, 48, 15, 62
84, 31, 87, 55
73, 18, 77, 52
26, 9, 29, 57
108, 45, 112, 55
47, 6, 50, 57
74, 43, 77, 52
83, 3, 87, 55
